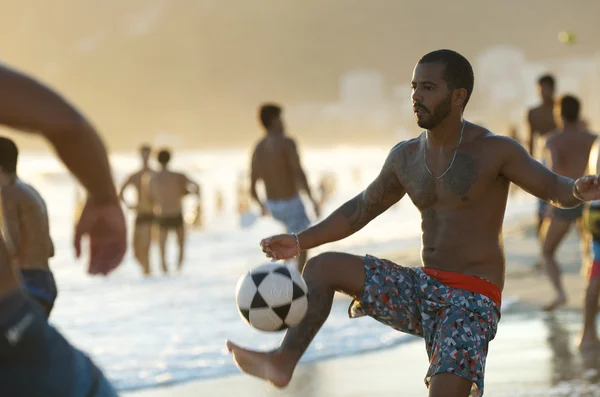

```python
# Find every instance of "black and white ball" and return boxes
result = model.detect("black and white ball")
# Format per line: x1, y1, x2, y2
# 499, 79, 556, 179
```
236, 263, 308, 332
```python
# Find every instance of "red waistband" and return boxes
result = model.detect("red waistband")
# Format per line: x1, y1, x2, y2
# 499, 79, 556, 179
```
422, 267, 502, 308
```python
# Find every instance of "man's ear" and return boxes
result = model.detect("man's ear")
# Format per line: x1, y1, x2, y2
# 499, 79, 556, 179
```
453, 88, 468, 108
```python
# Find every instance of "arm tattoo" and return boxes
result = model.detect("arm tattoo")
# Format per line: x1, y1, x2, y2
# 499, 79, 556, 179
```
339, 155, 404, 232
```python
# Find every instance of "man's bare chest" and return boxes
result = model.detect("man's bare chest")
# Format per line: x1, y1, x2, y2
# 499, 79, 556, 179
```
397, 149, 499, 210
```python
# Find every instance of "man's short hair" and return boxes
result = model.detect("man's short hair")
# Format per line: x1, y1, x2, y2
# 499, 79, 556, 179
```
157, 148, 171, 165
560, 95, 580, 122
0, 137, 18, 174
259, 103, 282, 129
418, 49, 475, 108
139, 143, 151, 153
538, 74, 556, 90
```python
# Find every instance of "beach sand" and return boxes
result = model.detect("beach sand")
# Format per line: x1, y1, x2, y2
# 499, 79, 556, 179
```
125, 216, 599, 397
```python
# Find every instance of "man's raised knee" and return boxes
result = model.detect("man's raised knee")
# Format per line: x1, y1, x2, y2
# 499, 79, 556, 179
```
302, 252, 338, 277
302, 252, 365, 296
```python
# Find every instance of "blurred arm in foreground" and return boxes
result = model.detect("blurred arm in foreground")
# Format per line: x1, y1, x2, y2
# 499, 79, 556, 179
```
0, 64, 126, 293
0, 63, 123, 396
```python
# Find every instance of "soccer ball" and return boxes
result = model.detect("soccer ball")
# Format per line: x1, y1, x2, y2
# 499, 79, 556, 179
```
235, 263, 309, 332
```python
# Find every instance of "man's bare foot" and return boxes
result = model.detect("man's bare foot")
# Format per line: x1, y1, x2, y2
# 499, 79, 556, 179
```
542, 295, 567, 312
226, 340, 292, 388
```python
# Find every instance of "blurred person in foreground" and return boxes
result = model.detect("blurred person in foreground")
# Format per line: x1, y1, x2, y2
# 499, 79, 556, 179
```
249, 103, 320, 272
540, 95, 595, 312
0, 63, 126, 396
0, 137, 57, 317
227, 50, 600, 397
118, 144, 156, 276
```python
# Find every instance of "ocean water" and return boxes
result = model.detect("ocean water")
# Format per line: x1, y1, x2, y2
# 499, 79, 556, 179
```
17, 146, 536, 392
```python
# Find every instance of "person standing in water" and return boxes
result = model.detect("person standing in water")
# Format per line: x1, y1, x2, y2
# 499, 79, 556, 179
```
149, 148, 200, 274
540, 95, 596, 311
528, 75, 558, 271
119, 144, 156, 275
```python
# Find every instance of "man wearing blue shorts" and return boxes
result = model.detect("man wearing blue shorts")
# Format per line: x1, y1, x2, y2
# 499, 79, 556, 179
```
227, 50, 600, 396
0, 63, 126, 395
0, 137, 58, 317
250, 103, 320, 271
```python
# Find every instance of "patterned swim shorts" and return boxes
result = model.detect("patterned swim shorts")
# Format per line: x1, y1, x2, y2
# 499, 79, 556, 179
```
349, 255, 501, 397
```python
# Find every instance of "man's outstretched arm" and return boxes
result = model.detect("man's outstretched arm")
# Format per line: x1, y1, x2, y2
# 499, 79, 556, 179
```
499, 136, 581, 208
297, 145, 406, 250
0, 65, 117, 204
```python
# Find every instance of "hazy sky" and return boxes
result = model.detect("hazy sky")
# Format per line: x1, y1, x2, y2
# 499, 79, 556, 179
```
2, 0, 600, 151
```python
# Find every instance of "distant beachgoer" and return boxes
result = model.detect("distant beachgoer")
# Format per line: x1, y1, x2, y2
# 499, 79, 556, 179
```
528, 75, 558, 262
317, 172, 337, 206
0, 138, 56, 317
149, 148, 200, 274
249, 103, 320, 272
119, 144, 156, 275
215, 190, 224, 213
227, 49, 600, 397
540, 95, 596, 311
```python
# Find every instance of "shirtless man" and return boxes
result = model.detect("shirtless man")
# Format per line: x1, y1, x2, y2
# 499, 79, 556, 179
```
150, 148, 199, 274
541, 95, 596, 311
528, 75, 558, 235
226, 50, 600, 397
119, 144, 156, 275
250, 103, 320, 271
0, 137, 56, 317
0, 64, 125, 395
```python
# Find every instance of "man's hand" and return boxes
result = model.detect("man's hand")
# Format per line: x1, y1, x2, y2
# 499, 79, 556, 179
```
574, 175, 600, 201
260, 234, 298, 261
74, 199, 127, 275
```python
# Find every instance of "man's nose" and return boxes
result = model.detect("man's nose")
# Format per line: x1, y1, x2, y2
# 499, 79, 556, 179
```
411, 88, 423, 103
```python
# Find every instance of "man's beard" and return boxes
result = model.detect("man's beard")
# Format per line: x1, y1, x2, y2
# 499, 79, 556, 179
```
415, 94, 452, 130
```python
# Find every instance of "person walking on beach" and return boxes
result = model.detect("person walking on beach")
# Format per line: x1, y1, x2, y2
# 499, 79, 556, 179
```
528, 75, 558, 271
226, 50, 600, 397
0, 63, 125, 395
540, 95, 596, 312
249, 103, 320, 272
149, 148, 200, 274
0, 137, 57, 317
119, 143, 156, 276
